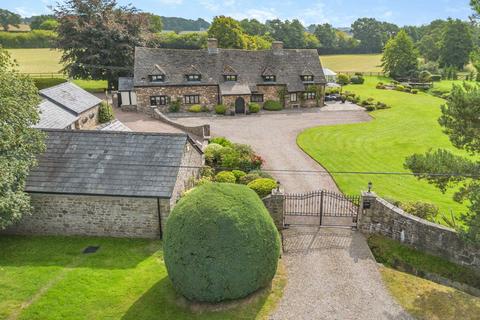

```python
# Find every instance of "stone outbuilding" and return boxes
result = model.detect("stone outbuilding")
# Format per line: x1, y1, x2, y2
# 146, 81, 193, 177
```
4, 130, 203, 239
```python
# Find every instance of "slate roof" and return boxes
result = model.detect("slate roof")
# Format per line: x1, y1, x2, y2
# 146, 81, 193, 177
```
97, 120, 132, 132
118, 77, 134, 91
26, 130, 198, 198
34, 100, 78, 129
134, 47, 326, 92
39, 82, 102, 115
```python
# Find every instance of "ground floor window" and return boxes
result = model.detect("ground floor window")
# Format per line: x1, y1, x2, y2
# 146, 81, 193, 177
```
184, 95, 200, 104
150, 95, 169, 106
303, 92, 316, 100
290, 93, 297, 102
251, 94, 264, 102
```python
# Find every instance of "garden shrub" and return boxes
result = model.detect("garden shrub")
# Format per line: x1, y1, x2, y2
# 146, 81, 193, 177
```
188, 104, 202, 112
215, 104, 227, 115
263, 100, 283, 111
430, 75, 442, 82
337, 73, 350, 85
400, 201, 440, 221
419, 70, 432, 83
168, 99, 180, 112
365, 105, 376, 111
214, 171, 236, 183
210, 136, 233, 148
376, 102, 389, 109
350, 75, 365, 84
204, 143, 224, 166
232, 170, 246, 182
239, 173, 261, 185
249, 169, 273, 180
200, 166, 215, 179
411, 89, 418, 94
247, 178, 278, 198
394, 85, 405, 92
248, 102, 260, 113
98, 101, 114, 123
164, 183, 281, 302
33, 77, 67, 90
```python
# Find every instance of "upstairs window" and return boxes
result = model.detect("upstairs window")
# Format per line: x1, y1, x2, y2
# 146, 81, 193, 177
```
224, 75, 238, 81
303, 92, 316, 100
150, 95, 169, 106
149, 74, 165, 82
263, 75, 276, 82
301, 75, 314, 82
186, 74, 201, 82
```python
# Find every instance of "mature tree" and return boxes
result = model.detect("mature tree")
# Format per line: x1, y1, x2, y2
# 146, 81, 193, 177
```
266, 19, 306, 48
239, 18, 268, 36
208, 16, 246, 49
403, 25, 422, 43
55, 0, 149, 88
0, 9, 21, 31
30, 15, 56, 30
382, 30, 418, 79
39, 19, 59, 31
161, 17, 210, 32
304, 32, 320, 49
0, 47, 45, 230
418, 34, 441, 62
405, 83, 480, 242
313, 23, 337, 48
351, 18, 384, 53
148, 14, 163, 33
439, 19, 474, 69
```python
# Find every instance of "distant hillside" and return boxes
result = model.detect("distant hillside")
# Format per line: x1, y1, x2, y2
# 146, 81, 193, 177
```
161, 16, 210, 32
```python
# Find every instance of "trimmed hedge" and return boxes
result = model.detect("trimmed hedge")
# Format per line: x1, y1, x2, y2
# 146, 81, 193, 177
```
214, 171, 236, 183
248, 102, 260, 113
164, 183, 281, 302
263, 100, 282, 111
0, 30, 57, 48
33, 77, 67, 90
188, 104, 202, 112
247, 178, 278, 198
215, 104, 227, 115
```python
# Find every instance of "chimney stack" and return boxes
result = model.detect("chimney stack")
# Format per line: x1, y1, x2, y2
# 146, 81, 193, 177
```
207, 38, 218, 54
272, 41, 284, 55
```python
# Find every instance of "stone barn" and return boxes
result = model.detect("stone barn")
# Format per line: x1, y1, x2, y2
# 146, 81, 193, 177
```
4, 130, 203, 239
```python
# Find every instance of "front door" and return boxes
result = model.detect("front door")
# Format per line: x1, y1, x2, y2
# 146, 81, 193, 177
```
235, 97, 245, 114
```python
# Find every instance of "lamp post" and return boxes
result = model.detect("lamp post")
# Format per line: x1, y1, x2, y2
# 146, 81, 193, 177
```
368, 181, 373, 193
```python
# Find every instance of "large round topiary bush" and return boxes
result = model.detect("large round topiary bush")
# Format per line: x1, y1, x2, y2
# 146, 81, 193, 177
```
164, 183, 281, 302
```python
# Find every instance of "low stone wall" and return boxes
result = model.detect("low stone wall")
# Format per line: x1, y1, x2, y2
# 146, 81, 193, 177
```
359, 192, 480, 269
262, 190, 285, 230
152, 109, 210, 142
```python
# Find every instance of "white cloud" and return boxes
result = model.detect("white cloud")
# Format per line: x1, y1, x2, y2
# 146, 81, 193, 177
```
158, 0, 183, 5
382, 10, 393, 18
228, 8, 279, 22
14, 7, 39, 18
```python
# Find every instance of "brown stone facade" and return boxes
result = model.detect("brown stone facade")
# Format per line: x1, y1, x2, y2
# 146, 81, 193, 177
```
221, 94, 251, 114
75, 105, 100, 129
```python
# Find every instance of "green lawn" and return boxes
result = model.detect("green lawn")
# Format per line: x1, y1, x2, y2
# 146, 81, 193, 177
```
297, 76, 469, 219
0, 235, 285, 320
7, 48, 63, 74
320, 54, 383, 73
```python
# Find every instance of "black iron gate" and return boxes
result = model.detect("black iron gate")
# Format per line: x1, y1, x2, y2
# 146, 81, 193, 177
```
284, 190, 360, 227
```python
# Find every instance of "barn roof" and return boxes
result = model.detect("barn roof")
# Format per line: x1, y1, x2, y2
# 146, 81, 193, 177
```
39, 82, 102, 115
33, 100, 78, 129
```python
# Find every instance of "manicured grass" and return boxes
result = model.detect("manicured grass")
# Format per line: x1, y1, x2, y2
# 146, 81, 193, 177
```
320, 54, 383, 73
0, 235, 285, 320
380, 267, 480, 320
71, 79, 108, 93
7, 48, 63, 74
297, 76, 469, 218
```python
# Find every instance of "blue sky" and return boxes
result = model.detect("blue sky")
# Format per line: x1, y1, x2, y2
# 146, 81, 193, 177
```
4, 0, 473, 27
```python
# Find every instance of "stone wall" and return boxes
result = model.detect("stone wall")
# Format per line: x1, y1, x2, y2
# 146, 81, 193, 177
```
221, 94, 251, 113
262, 190, 285, 230
76, 105, 100, 129
2, 194, 166, 239
135, 85, 219, 114
256, 85, 282, 105
359, 192, 480, 269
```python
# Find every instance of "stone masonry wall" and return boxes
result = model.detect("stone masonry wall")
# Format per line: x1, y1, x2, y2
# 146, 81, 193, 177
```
135, 86, 219, 114
221, 95, 251, 113
2, 194, 165, 239
359, 192, 480, 269
76, 105, 100, 129
262, 190, 285, 230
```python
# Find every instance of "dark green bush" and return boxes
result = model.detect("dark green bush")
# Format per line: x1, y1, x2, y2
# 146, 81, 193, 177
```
232, 170, 246, 182
164, 183, 281, 302
248, 169, 273, 180
350, 75, 365, 84
239, 173, 261, 185
365, 105, 376, 111
33, 77, 67, 90
215, 104, 227, 115
411, 89, 418, 94
248, 102, 260, 113
337, 73, 350, 85
430, 75, 442, 82
400, 201, 439, 221
214, 171, 236, 183
98, 101, 114, 123
0, 30, 57, 48
247, 178, 278, 198
263, 100, 283, 111
168, 99, 180, 112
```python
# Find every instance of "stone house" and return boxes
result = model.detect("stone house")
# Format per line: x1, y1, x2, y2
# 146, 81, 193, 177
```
119, 39, 327, 114
3, 130, 203, 239
34, 82, 102, 130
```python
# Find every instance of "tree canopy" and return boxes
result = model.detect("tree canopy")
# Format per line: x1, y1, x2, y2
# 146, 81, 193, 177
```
439, 19, 474, 69
0, 9, 21, 31
382, 30, 419, 79
208, 16, 246, 49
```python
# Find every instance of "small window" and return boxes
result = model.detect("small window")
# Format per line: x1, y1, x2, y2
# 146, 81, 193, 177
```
251, 94, 264, 102
303, 92, 316, 100
150, 95, 169, 106
184, 95, 200, 104
263, 75, 276, 82
186, 74, 201, 81
150, 75, 165, 82
290, 93, 297, 102
301, 75, 314, 82
224, 75, 238, 81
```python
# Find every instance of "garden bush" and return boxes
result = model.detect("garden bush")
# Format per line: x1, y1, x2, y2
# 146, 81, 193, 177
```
33, 77, 67, 90
263, 100, 283, 111
204, 143, 224, 166
411, 89, 418, 94
337, 73, 350, 85
376, 102, 389, 110
98, 102, 114, 123
188, 104, 202, 112
394, 85, 405, 92
168, 99, 180, 112
164, 183, 281, 302
214, 171, 236, 183
249, 169, 273, 179
419, 70, 432, 83
247, 178, 278, 198
430, 75, 442, 82
400, 201, 440, 221
248, 102, 260, 113
350, 75, 365, 84
210, 136, 233, 148
365, 105, 376, 111
232, 170, 246, 182
215, 104, 227, 115
239, 173, 261, 185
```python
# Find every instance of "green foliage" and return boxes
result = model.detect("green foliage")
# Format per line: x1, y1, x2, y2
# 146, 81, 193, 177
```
419, 71, 432, 83
350, 75, 365, 84
337, 73, 350, 85
248, 102, 260, 113
187, 104, 202, 112
248, 169, 274, 180
147, 14, 163, 33
439, 19, 473, 69
0, 48, 45, 229
400, 201, 440, 221
148, 31, 207, 49
168, 99, 180, 112
208, 16, 245, 49
205, 139, 262, 172
247, 178, 278, 198
210, 136, 233, 148
161, 16, 210, 32
214, 104, 227, 115
232, 170, 246, 182
243, 34, 272, 50
266, 19, 307, 49
314, 23, 337, 49
30, 15, 56, 30
239, 18, 268, 36
98, 101, 114, 123
368, 234, 480, 288
0, 9, 21, 32
0, 30, 57, 48
33, 77, 67, 90
204, 143, 224, 167
39, 19, 59, 31
239, 173, 261, 185
214, 171, 236, 183
381, 30, 419, 79
263, 100, 283, 111
430, 75, 442, 82
351, 18, 399, 53
164, 183, 281, 302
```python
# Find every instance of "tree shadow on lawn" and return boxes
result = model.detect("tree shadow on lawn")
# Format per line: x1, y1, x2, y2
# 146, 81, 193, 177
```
122, 276, 279, 320
0, 235, 161, 269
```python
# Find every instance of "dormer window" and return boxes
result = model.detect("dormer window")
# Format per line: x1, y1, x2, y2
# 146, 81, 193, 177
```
224, 75, 237, 81
187, 74, 201, 82
301, 75, 314, 82
150, 74, 165, 82
263, 75, 276, 82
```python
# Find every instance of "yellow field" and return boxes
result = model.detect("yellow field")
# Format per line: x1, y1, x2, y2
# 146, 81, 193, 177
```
320, 54, 383, 73
7, 48, 63, 74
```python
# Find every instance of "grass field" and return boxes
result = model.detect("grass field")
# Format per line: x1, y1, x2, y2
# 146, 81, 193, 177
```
0, 235, 285, 320
297, 76, 469, 219
7, 48, 63, 74
320, 54, 383, 73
